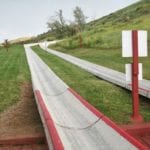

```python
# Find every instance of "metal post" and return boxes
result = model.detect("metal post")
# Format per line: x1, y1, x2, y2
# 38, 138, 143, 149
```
131, 30, 143, 123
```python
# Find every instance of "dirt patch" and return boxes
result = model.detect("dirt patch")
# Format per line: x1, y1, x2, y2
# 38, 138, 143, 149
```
1, 145, 48, 150
0, 82, 44, 139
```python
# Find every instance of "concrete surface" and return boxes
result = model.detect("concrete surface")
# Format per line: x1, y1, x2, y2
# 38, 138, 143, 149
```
23, 44, 144, 150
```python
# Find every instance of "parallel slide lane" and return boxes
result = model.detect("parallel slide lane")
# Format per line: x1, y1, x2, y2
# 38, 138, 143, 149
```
40, 42, 150, 99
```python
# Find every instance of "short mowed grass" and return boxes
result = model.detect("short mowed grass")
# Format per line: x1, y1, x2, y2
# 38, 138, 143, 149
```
32, 46, 150, 124
0, 45, 30, 112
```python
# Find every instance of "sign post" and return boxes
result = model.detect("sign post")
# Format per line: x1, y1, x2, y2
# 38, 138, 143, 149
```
122, 30, 147, 123
4, 39, 9, 52
131, 30, 143, 122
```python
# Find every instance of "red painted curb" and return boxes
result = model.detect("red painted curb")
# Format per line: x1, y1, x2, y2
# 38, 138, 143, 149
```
121, 123, 150, 148
35, 90, 64, 150
128, 84, 150, 93
0, 134, 45, 145
68, 88, 148, 150
121, 123, 150, 133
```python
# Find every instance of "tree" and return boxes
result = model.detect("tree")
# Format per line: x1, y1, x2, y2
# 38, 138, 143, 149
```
73, 6, 87, 48
64, 21, 77, 37
3, 39, 9, 52
47, 9, 67, 38
56, 9, 66, 31
47, 7, 87, 39
73, 6, 87, 31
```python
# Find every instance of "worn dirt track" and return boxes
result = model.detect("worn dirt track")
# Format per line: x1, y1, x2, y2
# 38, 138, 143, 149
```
0, 82, 44, 139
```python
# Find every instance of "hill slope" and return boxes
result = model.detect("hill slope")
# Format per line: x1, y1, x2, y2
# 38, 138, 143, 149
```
9, 36, 34, 44
55, 0, 150, 49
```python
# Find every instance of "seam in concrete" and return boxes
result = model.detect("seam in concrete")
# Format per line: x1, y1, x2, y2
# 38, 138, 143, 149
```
55, 119, 100, 130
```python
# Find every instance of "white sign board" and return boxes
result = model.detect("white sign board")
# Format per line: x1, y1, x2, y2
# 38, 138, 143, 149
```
122, 30, 147, 57
125, 63, 143, 82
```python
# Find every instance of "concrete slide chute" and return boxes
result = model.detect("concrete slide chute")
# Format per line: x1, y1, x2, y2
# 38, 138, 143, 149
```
24, 44, 147, 150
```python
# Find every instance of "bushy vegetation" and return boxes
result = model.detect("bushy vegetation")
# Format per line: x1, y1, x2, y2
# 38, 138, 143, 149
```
47, 7, 87, 39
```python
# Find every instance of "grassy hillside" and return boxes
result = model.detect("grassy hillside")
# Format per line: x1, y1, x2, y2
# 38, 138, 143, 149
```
0, 45, 30, 112
49, 0, 150, 79
9, 37, 34, 44
21, 31, 56, 44
53, 0, 150, 49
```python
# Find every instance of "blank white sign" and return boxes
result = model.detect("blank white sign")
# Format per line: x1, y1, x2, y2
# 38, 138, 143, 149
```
122, 30, 147, 57
125, 63, 143, 82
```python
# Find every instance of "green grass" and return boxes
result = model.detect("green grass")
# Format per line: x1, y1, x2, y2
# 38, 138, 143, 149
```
32, 45, 150, 124
0, 45, 30, 112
